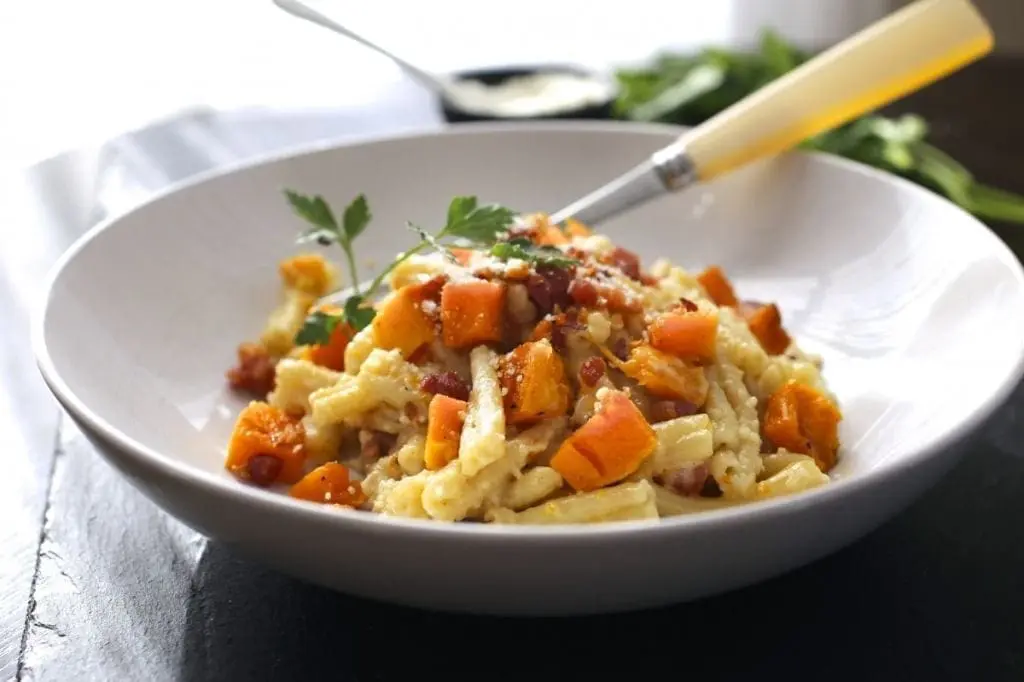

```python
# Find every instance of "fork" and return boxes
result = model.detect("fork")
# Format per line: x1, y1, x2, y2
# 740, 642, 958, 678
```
317, 0, 992, 306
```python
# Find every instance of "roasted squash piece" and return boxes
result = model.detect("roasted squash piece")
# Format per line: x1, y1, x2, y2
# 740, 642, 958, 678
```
372, 287, 436, 358
424, 394, 468, 470
499, 339, 571, 425
696, 265, 738, 308
226, 401, 307, 485
279, 253, 336, 297
450, 248, 475, 265
648, 308, 718, 362
551, 390, 657, 491
440, 279, 506, 348
564, 218, 592, 238
764, 381, 841, 471
535, 223, 570, 246
301, 304, 352, 371
289, 462, 366, 507
619, 344, 709, 406
741, 302, 791, 355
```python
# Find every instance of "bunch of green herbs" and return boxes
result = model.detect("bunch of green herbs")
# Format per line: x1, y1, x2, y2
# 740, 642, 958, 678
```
614, 30, 1024, 223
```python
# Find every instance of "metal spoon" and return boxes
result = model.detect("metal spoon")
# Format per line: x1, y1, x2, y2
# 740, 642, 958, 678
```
273, 0, 454, 97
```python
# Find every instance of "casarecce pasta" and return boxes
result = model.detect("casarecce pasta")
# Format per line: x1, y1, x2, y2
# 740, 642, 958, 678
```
223, 195, 843, 524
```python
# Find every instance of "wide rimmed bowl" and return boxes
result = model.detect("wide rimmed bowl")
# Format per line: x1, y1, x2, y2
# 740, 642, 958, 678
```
33, 121, 1024, 616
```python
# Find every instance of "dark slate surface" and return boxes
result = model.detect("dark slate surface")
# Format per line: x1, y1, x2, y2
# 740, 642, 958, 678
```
5, 61, 1024, 682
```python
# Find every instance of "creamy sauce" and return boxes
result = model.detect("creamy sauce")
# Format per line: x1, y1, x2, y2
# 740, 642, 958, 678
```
444, 72, 614, 117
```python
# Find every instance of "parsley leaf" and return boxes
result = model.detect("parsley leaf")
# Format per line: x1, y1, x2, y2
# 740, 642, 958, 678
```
442, 200, 517, 245
491, 238, 577, 268
295, 310, 345, 346
446, 196, 478, 228
286, 190, 341, 245
288, 192, 520, 345
342, 194, 371, 242
343, 295, 376, 331
285, 190, 368, 298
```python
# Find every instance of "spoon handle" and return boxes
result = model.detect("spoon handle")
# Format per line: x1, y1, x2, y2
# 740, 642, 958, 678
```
272, 0, 449, 95
553, 0, 993, 226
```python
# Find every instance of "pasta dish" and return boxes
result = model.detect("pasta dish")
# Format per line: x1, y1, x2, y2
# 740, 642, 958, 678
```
224, 191, 842, 524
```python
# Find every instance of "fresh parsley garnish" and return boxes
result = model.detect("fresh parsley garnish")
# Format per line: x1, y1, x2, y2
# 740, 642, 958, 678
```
295, 309, 345, 346
284, 192, 518, 338
342, 295, 375, 331
341, 194, 371, 242
613, 29, 1024, 224
287, 190, 369, 299
285, 191, 339, 245
407, 222, 459, 264
491, 238, 578, 268
442, 197, 519, 245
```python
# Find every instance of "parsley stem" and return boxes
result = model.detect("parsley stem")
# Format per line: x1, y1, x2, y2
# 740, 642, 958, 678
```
341, 242, 361, 296
359, 240, 430, 301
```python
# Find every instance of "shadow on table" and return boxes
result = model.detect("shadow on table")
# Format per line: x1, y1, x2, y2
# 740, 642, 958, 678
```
178, 432, 1023, 682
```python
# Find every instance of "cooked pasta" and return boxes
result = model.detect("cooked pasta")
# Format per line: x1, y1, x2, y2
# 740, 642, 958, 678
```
223, 200, 843, 524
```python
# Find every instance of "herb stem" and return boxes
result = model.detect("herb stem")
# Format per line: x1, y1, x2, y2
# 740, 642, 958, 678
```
341, 243, 361, 296
361, 241, 430, 301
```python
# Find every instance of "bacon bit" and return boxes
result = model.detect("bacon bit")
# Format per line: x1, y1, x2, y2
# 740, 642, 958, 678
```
528, 317, 554, 343
550, 316, 584, 353
408, 274, 448, 305
639, 272, 658, 286
648, 399, 698, 423
657, 463, 709, 497
592, 280, 643, 313
578, 356, 607, 388
612, 336, 630, 361
568, 278, 599, 307
359, 430, 397, 466
566, 247, 589, 262
403, 401, 423, 424
701, 475, 723, 498
226, 343, 276, 398
529, 312, 583, 351
550, 323, 568, 352
246, 454, 284, 487
607, 247, 642, 281
407, 343, 432, 365
525, 274, 553, 314
678, 298, 699, 313
420, 371, 471, 401
525, 266, 574, 315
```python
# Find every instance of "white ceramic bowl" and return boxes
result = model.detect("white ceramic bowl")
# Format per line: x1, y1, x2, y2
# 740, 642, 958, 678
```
34, 122, 1024, 616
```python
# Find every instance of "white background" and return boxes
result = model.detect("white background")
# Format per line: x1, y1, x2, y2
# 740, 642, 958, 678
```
0, 0, 901, 171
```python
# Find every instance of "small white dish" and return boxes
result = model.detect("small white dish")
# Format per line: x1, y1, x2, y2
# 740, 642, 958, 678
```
33, 122, 1024, 615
